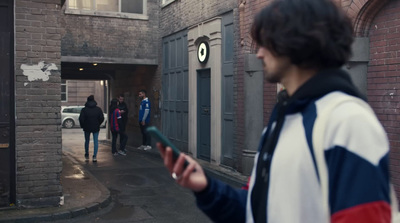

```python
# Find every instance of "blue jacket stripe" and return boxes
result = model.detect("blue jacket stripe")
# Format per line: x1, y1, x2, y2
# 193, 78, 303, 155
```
302, 102, 319, 182
326, 147, 390, 214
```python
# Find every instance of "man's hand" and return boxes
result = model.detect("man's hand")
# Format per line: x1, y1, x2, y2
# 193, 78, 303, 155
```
120, 110, 125, 114
156, 143, 208, 192
141, 121, 145, 126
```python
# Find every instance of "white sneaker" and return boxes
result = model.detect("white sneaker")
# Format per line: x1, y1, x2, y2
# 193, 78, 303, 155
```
138, 145, 146, 150
118, 150, 127, 156
144, 146, 152, 151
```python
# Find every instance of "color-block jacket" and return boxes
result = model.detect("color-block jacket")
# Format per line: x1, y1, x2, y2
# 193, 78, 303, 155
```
109, 108, 122, 132
139, 97, 151, 124
195, 69, 391, 223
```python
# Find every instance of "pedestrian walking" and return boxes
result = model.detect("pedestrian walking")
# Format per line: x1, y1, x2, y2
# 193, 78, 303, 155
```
78, 95, 104, 162
156, 0, 395, 222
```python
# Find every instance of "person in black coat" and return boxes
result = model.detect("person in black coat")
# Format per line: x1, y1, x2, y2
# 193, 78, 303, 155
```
79, 95, 104, 162
118, 93, 129, 132
114, 94, 128, 155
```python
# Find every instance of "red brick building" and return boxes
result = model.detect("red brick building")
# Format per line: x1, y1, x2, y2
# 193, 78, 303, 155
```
236, 0, 400, 195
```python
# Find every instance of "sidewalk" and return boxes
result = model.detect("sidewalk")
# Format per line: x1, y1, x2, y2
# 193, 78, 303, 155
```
0, 154, 111, 223
0, 140, 248, 223
100, 140, 249, 188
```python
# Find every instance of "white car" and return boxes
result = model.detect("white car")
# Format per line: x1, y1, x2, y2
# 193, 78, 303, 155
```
61, 106, 107, 128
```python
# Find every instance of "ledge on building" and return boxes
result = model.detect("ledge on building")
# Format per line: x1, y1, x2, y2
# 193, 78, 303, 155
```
61, 56, 158, 66
65, 9, 149, 20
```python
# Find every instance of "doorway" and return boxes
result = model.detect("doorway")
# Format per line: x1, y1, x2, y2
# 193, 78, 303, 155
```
197, 69, 211, 161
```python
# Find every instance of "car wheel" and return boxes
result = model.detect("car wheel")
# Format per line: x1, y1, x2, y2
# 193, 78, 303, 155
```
63, 119, 75, 128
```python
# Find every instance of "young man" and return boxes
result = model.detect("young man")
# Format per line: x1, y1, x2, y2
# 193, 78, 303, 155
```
139, 90, 151, 150
78, 95, 104, 162
157, 0, 393, 222
116, 94, 128, 155
118, 94, 129, 129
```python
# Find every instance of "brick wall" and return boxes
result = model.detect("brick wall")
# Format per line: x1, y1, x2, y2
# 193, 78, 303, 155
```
341, 0, 389, 37
237, 0, 400, 192
15, 0, 63, 207
236, 0, 276, 173
60, 0, 159, 60
160, 0, 236, 37
367, 0, 400, 195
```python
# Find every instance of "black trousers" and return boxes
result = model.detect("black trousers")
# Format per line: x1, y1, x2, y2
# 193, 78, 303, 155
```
111, 131, 128, 153
139, 122, 151, 146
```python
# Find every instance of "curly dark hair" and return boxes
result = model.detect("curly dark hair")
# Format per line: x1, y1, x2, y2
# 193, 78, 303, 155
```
251, 0, 354, 69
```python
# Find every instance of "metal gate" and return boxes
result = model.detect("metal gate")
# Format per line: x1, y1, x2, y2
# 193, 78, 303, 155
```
162, 30, 189, 152
0, 0, 15, 207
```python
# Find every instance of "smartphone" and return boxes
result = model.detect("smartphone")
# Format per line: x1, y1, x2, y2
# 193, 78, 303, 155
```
146, 126, 189, 168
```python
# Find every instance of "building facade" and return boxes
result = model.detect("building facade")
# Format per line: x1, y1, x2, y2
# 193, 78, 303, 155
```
1, 0, 63, 207
160, 0, 400, 196
0, 0, 161, 208
160, 0, 238, 170
2, 0, 400, 209
236, 0, 400, 194
60, 0, 161, 147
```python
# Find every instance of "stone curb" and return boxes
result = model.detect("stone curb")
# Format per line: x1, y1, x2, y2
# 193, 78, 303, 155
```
0, 197, 112, 223
0, 155, 112, 223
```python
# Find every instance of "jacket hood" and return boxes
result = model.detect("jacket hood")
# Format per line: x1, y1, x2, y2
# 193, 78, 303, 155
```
289, 68, 366, 102
85, 100, 97, 108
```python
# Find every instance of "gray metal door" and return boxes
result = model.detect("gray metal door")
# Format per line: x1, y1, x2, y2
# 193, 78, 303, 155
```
221, 12, 234, 167
162, 30, 189, 152
197, 69, 211, 161
0, 0, 15, 207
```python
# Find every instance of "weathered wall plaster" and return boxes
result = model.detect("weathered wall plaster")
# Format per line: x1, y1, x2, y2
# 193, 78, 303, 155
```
20, 61, 58, 82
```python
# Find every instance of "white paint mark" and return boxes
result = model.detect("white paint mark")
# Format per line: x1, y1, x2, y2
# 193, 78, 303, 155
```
20, 61, 58, 82
24, 83, 28, 86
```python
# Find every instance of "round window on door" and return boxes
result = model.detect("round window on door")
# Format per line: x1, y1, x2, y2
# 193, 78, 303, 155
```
197, 41, 210, 64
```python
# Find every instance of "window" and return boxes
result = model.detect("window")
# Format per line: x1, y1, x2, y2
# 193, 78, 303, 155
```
61, 79, 68, 102
72, 107, 83, 113
67, 0, 146, 15
62, 107, 82, 113
62, 108, 73, 113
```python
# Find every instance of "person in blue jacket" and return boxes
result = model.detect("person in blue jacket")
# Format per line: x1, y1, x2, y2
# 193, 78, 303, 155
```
157, 0, 393, 222
139, 89, 151, 150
